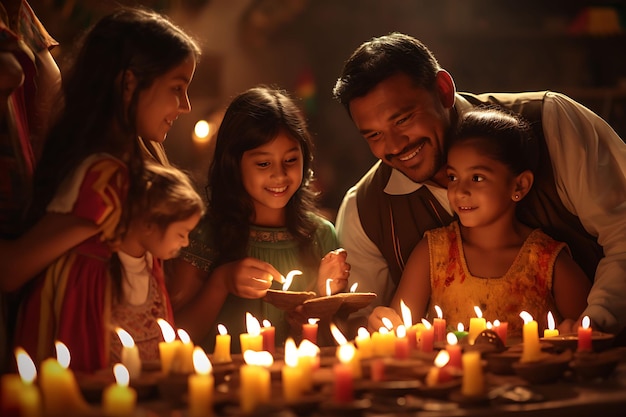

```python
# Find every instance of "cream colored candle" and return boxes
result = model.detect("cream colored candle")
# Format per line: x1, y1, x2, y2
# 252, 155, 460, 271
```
520, 311, 542, 363
116, 328, 142, 380
461, 351, 484, 397
157, 318, 182, 375
102, 364, 137, 417
188, 347, 214, 417
213, 323, 232, 363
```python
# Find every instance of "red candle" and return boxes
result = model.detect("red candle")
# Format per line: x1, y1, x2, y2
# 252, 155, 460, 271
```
406, 326, 418, 350
433, 305, 447, 343
444, 333, 462, 370
261, 320, 275, 355
493, 320, 508, 345
578, 316, 593, 352
333, 344, 354, 403
302, 318, 319, 344
399, 300, 416, 350
370, 358, 385, 382
417, 319, 434, 352
394, 325, 409, 360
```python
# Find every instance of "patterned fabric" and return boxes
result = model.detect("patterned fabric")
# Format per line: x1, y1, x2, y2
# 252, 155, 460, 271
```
427, 221, 565, 337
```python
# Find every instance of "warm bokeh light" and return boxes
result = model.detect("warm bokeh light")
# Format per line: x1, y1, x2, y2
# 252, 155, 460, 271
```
193, 347, 212, 375
157, 319, 176, 343
192, 120, 211, 144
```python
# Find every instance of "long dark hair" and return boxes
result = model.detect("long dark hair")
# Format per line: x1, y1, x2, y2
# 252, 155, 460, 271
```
29, 7, 201, 239
208, 86, 319, 266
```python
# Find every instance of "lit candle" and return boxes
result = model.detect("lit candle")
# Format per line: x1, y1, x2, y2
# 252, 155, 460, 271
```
453, 322, 469, 341
261, 319, 276, 355
417, 319, 435, 352
240, 312, 263, 353
188, 347, 214, 417
282, 269, 303, 291
425, 350, 451, 386
102, 364, 137, 417
544, 312, 559, 338
333, 344, 355, 403
1, 348, 42, 417
492, 320, 508, 345
372, 326, 395, 357
519, 311, 542, 363
157, 318, 182, 375
399, 300, 417, 350
240, 350, 272, 413
302, 318, 319, 344
433, 305, 447, 343
444, 332, 462, 370
39, 341, 89, 416
394, 325, 409, 359
172, 328, 195, 374
213, 324, 232, 363
331, 324, 361, 379
282, 338, 303, 402
354, 327, 373, 359
296, 340, 319, 393
468, 306, 487, 345
578, 315, 593, 352
461, 351, 485, 397
116, 328, 142, 380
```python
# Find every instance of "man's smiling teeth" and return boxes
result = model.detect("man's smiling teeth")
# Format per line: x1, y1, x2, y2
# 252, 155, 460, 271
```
459, 206, 475, 210
268, 186, 287, 193
398, 143, 424, 161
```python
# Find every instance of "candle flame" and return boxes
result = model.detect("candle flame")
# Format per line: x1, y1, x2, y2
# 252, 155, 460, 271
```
157, 318, 176, 343
400, 300, 413, 328
434, 305, 443, 319
245, 312, 261, 336
349, 282, 358, 293
113, 363, 130, 387
308, 318, 320, 325
243, 350, 274, 367
297, 339, 320, 357
421, 318, 432, 329
378, 327, 389, 335
193, 346, 212, 375
15, 347, 36, 384
337, 343, 355, 364
262, 319, 272, 328
519, 311, 534, 324
547, 311, 556, 330
494, 319, 501, 327
381, 317, 393, 330
446, 332, 458, 345
177, 328, 192, 344
486, 321, 493, 330
325, 278, 333, 296
357, 327, 370, 338
473, 306, 483, 319
582, 315, 590, 329
55, 341, 71, 368
217, 323, 228, 336
396, 324, 406, 338
457, 322, 465, 332
116, 328, 136, 348
284, 338, 298, 367
434, 350, 450, 368
330, 323, 348, 345
282, 270, 302, 291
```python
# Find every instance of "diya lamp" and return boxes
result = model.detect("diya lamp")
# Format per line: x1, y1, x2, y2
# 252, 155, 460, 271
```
400, 300, 417, 350
188, 347, 214, 417
240, 312, 263, 353
157, 318, 182, 375
213, 324, 232, 363
544, 312, 560, 338
433, 305, 447, 343
468, 306, 487, 345
1, 347, 41, 417
239, 350, 273, 413
115, 328, 142, 380
261, 319, 276, 355
102, 364, 137, 417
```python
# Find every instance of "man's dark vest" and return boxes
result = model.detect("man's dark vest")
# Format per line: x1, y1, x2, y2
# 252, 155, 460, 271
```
356, 91, 603, 286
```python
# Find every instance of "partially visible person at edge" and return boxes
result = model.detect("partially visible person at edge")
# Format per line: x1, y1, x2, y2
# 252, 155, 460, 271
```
332, 32, 626, 339
0, 0, 60, 373
368, 107, 591, 337
168, 86, 350, 352
4, 7, 200, 372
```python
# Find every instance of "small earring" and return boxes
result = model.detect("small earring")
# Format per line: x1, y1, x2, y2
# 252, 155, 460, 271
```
514, 194, 520, 200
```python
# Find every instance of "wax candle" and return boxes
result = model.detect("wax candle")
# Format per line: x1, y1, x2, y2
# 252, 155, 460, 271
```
39, 341, 90, 416
370, 358, 386, 382
171, 329, 195, 374
394, 325, 410, 359
425, 350, 451, 386
240, 350, 272, 413
492, 320, 509, 345
433, 305, 447, 343
468, 306, 487, 345
330, 324, 361, 379
296, 340, 318, 392
282, 338, 303, 402
444, 332, 462, 370
1, 348, 42, 417
354, 327, 373, 359
578, 316, 593, 352
188, 347, 214, 417
213, 324, 232, 363
461, 351, 485, 397
544, 312, 560, 338
261, 320, 276, 355
417, 319, 435, 352
116, 328, 142, 380
157, 318, 182, 375
333, 344, 355, 403
102, 364, 137, 417
453, 322, 469, 342
372, 326, 395, 357
302, 318, 319, 344
520, 311, 542, 363
399, 300, 417, 350
240, 312, 263, 353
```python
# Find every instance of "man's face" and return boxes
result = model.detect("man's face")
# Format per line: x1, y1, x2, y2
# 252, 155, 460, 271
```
348, 72, 451, 183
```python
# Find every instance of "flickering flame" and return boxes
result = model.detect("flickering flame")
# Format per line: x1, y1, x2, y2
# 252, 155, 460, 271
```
400, 299, 413, 328
357, 327, 370, 338
217, 323, 228, 335
177, 328, 192, 344
381, 317, 393, 330
493, 319, 501, 327
446, 332, 458, 346
519, 311, 534, 324
378, 327, 390, 335
434, 305, 443, 319
325, 278, 333, 296
55, 341, 71, 368
349, 282, 358, 293
284, 338, 298, 367
308, 318, 320, 325
246, 312, 261, 336
421, 318, 432, 329
193, 346, 212, 375
113, 363, 130, 387
337, 343, 356, 364
486, 321, 493, 329
433, 350, 450, 368
157, 318, 176, 343
298, 339, 320, 358
396, 325, 406, 338
547, 312, 556, 330
474, 306, 483, 319
15, 347, 36, 384
457, 322, 465, 332
582, 315, 591, 329
282, 270, 302, 291
116, 328, 136, 348
330, 323, 348, 345
263, 319, 272, 328
243, 350, 274, 367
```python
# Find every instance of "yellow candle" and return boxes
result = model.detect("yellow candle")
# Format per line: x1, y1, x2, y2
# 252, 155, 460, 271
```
461, 351, 484, 397
296, 339, 319, 393
543, 311, 560, 338
282, 338, 302, 402
102, 364, 137, 417
157, 318, 182, 375
240, 351, 272, 413
213, 323, 232, 363
354, 327, 373, 359
2, 348, 42, 417
520, 311, 542, 363
188, 347, 214, 417
468, 306, 487, 345
39, 342, 90, 416
240, 312, 263, 353
116, 328, 142, 380
172, 328, 195, 374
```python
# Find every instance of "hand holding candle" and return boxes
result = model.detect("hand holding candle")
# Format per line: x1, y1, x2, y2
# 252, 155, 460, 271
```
188, 347, 214, 417
102, 364, 137, 417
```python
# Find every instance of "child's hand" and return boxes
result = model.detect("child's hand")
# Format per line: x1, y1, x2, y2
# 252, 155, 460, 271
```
317, 248, 350, 295
368, 306, 402, 334
220, 257, 283, 299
